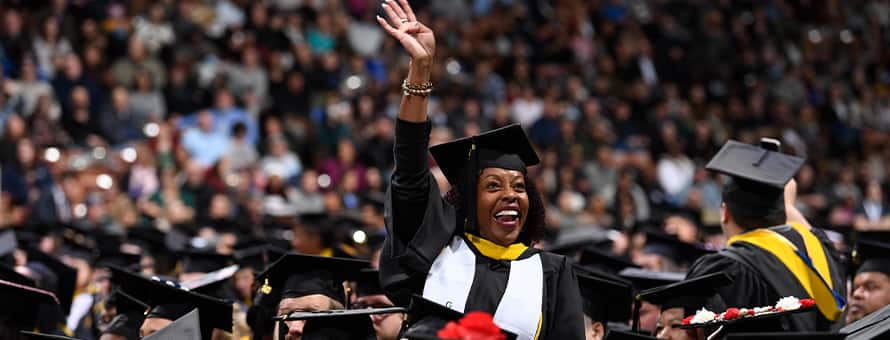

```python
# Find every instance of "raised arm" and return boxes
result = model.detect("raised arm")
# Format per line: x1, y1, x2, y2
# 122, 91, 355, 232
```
784, 178, 814, 230
377, 0, 435, 123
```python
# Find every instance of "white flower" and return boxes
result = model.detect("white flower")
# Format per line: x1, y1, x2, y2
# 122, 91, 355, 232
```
775, 296, 801, 311
691, 308, 717, 324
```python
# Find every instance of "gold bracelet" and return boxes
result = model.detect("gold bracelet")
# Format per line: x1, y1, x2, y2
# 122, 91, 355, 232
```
402, 79, 433, 97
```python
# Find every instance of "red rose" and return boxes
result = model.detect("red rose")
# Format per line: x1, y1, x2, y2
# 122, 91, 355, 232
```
437, 312, 506, 340
800, 299, 816, 308
747, 310, 755, 316
682, 316, 694, 325
776, 307, 784, 312
723, 308, 740, 320
438, 322, 463, 339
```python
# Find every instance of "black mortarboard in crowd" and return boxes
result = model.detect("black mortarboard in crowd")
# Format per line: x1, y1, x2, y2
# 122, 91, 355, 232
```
108, 266, 232, 340
102, 289, 149, 340
18, 331, 81, 339
142, 308, 202, 340
253, 253, 369, 306
576, 248, 639, 275
181, 264, 239, 299
354, 268, 384, 297
180, 250, 234, 274
26, 248, 77, 314
233, 244, 287, 271
842, 304, 890, 340
706, 140, 804, 228
276, 309, 378, 340
429, 124, 540, 240
618, 268, 685, 291
0, 262, 35, 286
0, 279, 59, 333
854, 240, 890, 277
640, 231, 714, 269
546, 227, 612, 257
96, 250, 142, 272
637, 272, 733, 315
577, 272, 634, 325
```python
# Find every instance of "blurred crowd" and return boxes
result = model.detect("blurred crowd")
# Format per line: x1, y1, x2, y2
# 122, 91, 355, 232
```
2, 0, 890, 324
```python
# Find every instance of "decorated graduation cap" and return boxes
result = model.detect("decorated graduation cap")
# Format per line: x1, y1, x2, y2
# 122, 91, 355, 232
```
854, 240, 890, 277
640, 231, 714, 269
107, 266, 232, 340
142, 308, 202, 340
429, 124, 540, 240
253, 253, 369, 306
706, 140, 805, 228
0, 279, 59, 330
637, 272, 733, 316
180, 250, 234, 274
26, 248, 77, 314
577, 272, 634, 325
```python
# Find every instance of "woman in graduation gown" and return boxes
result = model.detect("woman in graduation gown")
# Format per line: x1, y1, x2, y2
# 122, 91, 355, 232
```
374, 1, 585, 339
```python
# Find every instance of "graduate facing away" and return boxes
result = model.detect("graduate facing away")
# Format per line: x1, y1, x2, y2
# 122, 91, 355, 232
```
374, 1, 585, 339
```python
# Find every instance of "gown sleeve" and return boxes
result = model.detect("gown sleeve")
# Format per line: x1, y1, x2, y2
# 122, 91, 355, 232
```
380, 119, 458, 306
541, 253, 586, 340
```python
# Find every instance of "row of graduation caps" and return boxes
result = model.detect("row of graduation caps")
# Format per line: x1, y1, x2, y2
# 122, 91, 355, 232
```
4, 237, 889, 340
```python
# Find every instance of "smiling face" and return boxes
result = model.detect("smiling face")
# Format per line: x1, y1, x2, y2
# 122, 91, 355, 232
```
475, 168, 529, 247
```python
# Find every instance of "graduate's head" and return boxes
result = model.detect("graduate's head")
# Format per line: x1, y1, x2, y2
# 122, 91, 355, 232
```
848, 240, 890, 324
432, 124, 544, 247
253, 254, 369, 339
576, 273, 634, 340
705, 140, 804, 232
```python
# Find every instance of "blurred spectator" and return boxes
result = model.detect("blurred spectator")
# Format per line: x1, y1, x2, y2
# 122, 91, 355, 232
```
32, 17, 72, 78
182, 110, 228, 168
854, 181, 890, 230
7, 57, 60, 119
260, 135, 301, 182
111, 37, 166, 89
225, 122, 259, 172
127, 69, 166, 124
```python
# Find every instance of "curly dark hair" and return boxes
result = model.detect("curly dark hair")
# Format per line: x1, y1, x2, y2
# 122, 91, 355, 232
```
444, 175, 546, 246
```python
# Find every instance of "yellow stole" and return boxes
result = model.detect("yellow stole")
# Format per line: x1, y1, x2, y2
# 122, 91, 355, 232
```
727, 222, 844, 321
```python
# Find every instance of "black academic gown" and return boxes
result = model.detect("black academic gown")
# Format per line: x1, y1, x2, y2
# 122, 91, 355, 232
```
380, 119, 585, 340
687, 225, 847, 332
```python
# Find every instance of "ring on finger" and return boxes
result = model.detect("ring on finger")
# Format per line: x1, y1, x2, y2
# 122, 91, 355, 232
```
400, 18, 410, 23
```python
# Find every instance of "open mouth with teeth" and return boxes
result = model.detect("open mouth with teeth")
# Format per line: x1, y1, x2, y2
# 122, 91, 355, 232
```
494, 209, 521, 227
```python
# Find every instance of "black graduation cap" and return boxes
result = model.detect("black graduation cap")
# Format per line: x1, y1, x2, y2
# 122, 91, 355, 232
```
181, 264, 239, 299
18, 331, 81, 339
546, 227, 612, 256
96, 250, 142, 272
180, 250, 234, 274
276, 309, 378, 340
354, 268, 384, 297
725, 332, 846, 340
577, 248, 640, 275
103, 289, 149, 340
604, 330, 659, 340
233, 244, 287, 271
577, 272, 634, 324
854, 240, 890, 277
107, 266, 232, 339
637, 272, 733, 315
706, 140, 805, 228
428, 124, 540, 236
842, 304, 890, 340
640, 231, 714, 269
618, 268, 685, 291
253, 253, 370, 307
0, 279, 60, 333
26, 249, 77, 313
142, 308, 202, 340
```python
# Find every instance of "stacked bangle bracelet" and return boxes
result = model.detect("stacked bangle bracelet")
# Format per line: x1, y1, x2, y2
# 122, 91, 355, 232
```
402, 79, 433, 97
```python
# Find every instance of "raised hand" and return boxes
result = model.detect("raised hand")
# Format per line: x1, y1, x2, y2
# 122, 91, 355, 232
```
376, 0, 435, 65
